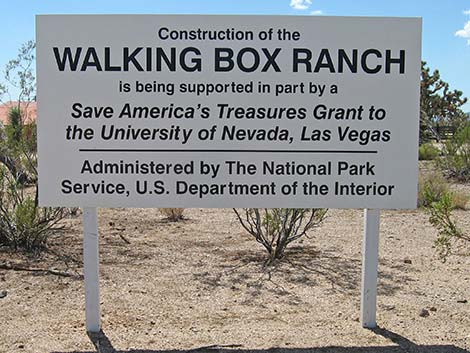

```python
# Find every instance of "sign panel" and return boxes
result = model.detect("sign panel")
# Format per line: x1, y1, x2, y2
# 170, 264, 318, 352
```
36, 15, 421, 208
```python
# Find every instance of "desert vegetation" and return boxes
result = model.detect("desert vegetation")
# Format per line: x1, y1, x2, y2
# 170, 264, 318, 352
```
159, 208, 186, 221
233, 208, 327, 265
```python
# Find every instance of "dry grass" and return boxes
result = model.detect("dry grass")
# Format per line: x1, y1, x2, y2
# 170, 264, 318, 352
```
159, 208, 185, 221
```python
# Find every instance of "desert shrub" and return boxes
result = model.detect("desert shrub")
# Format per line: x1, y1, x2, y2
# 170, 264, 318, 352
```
233, 208, 327, 265
159, 208, 185, 221
438, 124, 470, 181
0, 168, 66, 252
427, 192, 470, 261
418, 172, 449, 207
418, 171, 470, 209
451, 191, 470, 210
419, 142, 440, 160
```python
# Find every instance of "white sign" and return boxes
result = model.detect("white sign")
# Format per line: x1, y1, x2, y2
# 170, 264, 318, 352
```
36, 15, 421, 208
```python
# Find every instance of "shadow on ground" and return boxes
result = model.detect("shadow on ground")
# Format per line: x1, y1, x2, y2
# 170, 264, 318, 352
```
51, 327, 469, 353
192, 245, 413, 302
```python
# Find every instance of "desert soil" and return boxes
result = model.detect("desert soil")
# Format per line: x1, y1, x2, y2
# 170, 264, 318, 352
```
1, 188, 470, 352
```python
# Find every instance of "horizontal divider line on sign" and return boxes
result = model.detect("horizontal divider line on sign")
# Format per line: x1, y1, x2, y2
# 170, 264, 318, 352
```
78, 149, 378, 154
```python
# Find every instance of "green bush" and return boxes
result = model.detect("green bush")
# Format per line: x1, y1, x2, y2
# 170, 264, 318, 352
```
0, 168, 66, 252
438, 124, 470, 181
419, 143, 440, 160
0, 108, 35, 185
5, 106, 22, 147
418, 171, 470, 210
420, 170, 470, 260
427, 192, 470, 261
418, 172, 449, 207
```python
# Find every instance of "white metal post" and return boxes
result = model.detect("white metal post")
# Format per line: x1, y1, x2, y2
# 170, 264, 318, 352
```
83, 207, 101, 333
360, 208, 380, 328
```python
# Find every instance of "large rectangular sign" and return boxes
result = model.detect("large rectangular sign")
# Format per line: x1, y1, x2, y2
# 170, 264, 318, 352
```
36, 15, 421, 208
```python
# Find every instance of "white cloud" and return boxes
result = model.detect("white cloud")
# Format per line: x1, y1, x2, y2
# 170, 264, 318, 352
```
455, 20, 470, 45
290, 0, 312, 10
310, 10, 323, 15
463, 9, 470, 15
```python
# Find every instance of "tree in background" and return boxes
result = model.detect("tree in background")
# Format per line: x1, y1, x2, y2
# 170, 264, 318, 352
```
420, 61, 468, 143
1, 40, 36, 105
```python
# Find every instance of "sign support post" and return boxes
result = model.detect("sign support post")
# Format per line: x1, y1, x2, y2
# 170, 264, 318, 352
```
83, 207, 101, 333
360, 209, 380, 328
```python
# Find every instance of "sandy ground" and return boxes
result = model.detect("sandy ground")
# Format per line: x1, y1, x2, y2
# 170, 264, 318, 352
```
1, 202, 470, 353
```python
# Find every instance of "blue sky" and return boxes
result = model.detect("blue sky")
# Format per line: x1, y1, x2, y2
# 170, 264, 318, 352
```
1, 0, 469, 111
